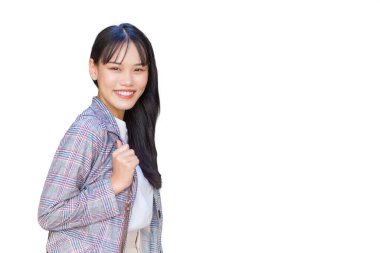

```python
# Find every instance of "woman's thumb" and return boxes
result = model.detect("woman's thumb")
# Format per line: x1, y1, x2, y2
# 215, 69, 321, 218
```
116, 139, 122, 148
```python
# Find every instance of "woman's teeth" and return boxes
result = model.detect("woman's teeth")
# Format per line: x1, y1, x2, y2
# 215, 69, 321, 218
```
116, 91, 134, 96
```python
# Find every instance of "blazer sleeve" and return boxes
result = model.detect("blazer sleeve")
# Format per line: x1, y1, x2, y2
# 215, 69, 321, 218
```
37, 117, 120, 231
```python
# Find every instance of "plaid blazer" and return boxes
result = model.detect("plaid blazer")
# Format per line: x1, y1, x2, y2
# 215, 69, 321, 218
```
38, 96, 163, 253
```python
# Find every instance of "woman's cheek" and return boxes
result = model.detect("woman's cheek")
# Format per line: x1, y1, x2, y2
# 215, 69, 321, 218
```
137, 75, 149, 88
104, 75, 118, 86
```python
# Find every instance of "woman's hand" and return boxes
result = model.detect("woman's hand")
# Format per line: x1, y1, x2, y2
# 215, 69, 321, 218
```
110, 140, 139, 195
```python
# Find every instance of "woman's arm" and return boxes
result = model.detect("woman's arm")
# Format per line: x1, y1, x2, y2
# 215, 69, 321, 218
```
37, 117, 120, 231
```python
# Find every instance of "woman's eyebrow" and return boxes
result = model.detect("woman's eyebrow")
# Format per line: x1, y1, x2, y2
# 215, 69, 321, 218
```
106, 62, 145, 66
107, 61, 122, 65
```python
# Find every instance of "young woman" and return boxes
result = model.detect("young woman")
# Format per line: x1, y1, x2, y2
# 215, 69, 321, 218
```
38, 23, 163, 253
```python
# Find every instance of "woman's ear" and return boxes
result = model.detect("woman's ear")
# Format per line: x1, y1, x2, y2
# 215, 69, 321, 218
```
89, 58, 98, 81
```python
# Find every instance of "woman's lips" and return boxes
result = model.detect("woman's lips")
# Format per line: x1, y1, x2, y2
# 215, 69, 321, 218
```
115, 90, 135, 99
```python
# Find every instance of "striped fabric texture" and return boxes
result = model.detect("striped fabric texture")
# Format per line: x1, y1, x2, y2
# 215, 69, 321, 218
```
38, 96, 163, 253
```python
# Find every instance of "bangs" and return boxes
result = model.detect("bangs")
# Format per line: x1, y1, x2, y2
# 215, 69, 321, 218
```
134, 40, 149, 66
100, 38, 150, 66
100, 39, 128, 65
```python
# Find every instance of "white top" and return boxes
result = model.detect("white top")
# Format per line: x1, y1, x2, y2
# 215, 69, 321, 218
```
114, 117, 154, 232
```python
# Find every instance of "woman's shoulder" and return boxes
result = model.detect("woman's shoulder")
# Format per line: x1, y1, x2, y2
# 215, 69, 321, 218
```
67, 108, 108, 143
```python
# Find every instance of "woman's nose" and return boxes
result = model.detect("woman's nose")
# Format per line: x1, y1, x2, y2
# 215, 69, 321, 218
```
120, 71, 132, 85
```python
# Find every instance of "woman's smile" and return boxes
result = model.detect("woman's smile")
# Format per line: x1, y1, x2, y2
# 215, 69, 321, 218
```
115, 89, 136, 99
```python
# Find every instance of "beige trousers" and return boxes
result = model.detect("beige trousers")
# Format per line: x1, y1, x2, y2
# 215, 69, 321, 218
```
125, 230, 141, 253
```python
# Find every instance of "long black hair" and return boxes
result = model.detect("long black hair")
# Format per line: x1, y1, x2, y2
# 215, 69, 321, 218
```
90, 23, 161, 189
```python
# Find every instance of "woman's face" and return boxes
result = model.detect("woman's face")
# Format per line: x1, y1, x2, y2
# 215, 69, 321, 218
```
89, 41, 149, 119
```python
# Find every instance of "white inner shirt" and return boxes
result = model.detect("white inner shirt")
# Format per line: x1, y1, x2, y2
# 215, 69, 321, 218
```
114, 117, 153, 232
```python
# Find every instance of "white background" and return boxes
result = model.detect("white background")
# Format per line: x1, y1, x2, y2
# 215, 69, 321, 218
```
0, 0, 379, 252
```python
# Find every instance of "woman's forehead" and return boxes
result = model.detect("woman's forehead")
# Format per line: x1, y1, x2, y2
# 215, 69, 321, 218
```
108, 41, 142, 65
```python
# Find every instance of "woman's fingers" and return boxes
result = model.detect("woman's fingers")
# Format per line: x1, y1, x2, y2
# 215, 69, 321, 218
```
111, 141, 138, 194
113, 141, 138, 166
113, 141, 130, 156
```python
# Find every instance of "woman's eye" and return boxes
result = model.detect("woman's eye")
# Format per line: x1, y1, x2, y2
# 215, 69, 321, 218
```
135, 68, 145, 72
110, 67, 120, 71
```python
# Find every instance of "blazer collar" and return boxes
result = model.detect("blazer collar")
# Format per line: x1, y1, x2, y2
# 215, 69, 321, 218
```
89, 96, 121, 137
